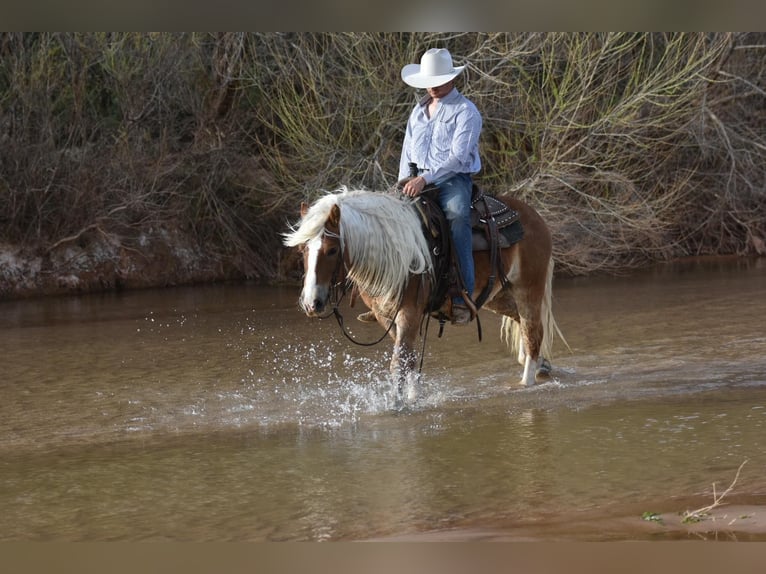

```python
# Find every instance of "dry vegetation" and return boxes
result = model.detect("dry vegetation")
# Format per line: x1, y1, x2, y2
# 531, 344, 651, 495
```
0, 33, 764, 294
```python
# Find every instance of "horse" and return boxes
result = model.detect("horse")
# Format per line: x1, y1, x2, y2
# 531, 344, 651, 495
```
283, 186, 565, 395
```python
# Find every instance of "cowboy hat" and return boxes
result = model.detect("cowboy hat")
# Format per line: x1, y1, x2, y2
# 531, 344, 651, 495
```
401, 48, 465, 89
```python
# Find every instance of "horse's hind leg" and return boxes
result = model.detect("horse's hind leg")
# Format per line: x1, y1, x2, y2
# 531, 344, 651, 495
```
503, 315, 549, 386
516, 332, 526, 366
498, 315, 532, 387
518, 316, 544, 387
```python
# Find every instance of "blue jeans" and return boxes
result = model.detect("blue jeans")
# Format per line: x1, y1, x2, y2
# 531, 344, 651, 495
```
434, 174, 474, 306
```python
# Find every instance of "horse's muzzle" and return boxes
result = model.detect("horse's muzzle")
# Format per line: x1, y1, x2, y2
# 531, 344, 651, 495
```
299, 286, 329, 316
302, 299, 325, 316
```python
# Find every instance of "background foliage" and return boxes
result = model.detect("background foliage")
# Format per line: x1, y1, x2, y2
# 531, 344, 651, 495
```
1, 32, 764, 278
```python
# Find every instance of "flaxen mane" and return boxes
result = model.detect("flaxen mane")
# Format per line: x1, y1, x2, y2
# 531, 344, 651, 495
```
284, 188, 433, 308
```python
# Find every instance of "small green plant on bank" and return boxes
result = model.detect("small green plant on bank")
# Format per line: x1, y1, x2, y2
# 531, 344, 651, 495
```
640, 460, 749, 527
641, 511, 664, 525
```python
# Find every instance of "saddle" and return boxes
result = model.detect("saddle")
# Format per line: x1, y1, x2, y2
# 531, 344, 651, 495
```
470, 189, 524, 250
412, 183, 524, 317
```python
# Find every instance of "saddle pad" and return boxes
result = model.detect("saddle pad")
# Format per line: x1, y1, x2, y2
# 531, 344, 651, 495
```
472, 219, 524, 251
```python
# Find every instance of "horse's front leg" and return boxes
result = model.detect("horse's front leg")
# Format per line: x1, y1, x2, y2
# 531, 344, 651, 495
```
389, 312, 420, 405
390, 341, 416, 388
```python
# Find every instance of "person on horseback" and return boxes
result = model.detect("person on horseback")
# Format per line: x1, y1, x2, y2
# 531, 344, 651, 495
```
357, 47, 482, 326
397, 47, 482, 325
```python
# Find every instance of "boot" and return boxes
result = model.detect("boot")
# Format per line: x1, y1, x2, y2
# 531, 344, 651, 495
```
451, 304, 472, 325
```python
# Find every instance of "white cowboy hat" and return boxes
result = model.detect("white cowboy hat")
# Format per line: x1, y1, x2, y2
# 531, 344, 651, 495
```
401, 48, 466, 89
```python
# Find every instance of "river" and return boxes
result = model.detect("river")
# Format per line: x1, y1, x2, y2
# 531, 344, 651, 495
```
1, 257, 765, 541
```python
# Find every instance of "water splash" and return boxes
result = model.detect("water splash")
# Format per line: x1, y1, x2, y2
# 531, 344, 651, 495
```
192, 337, 469, 431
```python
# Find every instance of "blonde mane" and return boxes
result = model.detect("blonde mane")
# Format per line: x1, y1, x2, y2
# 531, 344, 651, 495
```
284, 188, 433, 307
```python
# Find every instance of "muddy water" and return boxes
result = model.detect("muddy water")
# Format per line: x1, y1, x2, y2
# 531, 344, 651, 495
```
1, 257, 765, 541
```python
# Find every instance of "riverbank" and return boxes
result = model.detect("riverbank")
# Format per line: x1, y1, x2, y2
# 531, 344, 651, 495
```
0, 232, 759, 302
0, 228, 246, 300
2, 34, 764, 301
371, 503, 766, 542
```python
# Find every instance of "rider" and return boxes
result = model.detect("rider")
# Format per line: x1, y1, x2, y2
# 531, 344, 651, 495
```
358, 48, 482, 326
400, 48, 482, 325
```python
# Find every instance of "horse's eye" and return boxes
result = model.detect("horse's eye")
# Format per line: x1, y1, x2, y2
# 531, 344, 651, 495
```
326, 247, 339, 257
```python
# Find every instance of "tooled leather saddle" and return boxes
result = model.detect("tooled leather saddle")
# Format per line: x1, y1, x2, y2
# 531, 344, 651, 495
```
411, 182, 524, 319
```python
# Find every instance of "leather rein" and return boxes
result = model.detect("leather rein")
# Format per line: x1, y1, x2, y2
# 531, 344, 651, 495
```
316, 229, 401, 347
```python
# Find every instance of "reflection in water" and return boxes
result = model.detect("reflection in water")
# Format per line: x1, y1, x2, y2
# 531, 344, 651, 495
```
0, 258, 765, 540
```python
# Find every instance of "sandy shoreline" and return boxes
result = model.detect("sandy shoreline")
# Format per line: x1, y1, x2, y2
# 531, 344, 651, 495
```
368, 504, 766, 542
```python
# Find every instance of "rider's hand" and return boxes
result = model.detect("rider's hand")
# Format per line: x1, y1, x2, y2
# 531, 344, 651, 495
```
401, 176, 426, 197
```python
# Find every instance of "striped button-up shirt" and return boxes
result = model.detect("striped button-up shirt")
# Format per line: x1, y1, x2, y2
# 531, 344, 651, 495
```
398, 87, 482, 184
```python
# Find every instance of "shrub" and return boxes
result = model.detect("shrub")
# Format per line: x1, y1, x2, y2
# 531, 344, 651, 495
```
0, 33, 763, 280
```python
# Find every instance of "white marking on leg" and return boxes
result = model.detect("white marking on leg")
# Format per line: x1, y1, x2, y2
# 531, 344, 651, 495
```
521, 355, 537, 387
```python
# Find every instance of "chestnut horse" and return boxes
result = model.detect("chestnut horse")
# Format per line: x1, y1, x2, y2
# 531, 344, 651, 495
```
283, 187, 565, 394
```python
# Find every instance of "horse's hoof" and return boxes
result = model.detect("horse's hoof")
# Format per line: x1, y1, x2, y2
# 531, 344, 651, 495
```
536, 357, 552, 378
357, 311, 377, 323
405, 382, 419, 404
393, 382, 407, 410
515, 378, 535, 387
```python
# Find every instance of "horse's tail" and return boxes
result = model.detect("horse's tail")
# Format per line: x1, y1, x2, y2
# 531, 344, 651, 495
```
501, 256, 569, 361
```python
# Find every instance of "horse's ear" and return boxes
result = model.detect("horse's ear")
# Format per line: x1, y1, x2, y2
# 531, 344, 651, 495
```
300, 202, 308, 217
328, 204, 341, 228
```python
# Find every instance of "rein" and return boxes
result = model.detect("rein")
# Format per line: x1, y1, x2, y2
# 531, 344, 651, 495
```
312, 218, 433, 375
318, 229, 402, 347
332, 303, 398, 347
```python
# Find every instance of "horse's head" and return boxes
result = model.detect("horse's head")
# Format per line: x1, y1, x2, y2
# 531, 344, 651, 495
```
285, 188, 433, 319
295, 202, 344, 316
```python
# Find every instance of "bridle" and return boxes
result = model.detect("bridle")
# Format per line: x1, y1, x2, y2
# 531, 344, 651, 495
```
308, 226, 436, 375
313, 229, 400, 347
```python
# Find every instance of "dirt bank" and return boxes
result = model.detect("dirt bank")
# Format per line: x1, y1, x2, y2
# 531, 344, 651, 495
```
369, 503, 766, 542
0, 227, 245, 300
